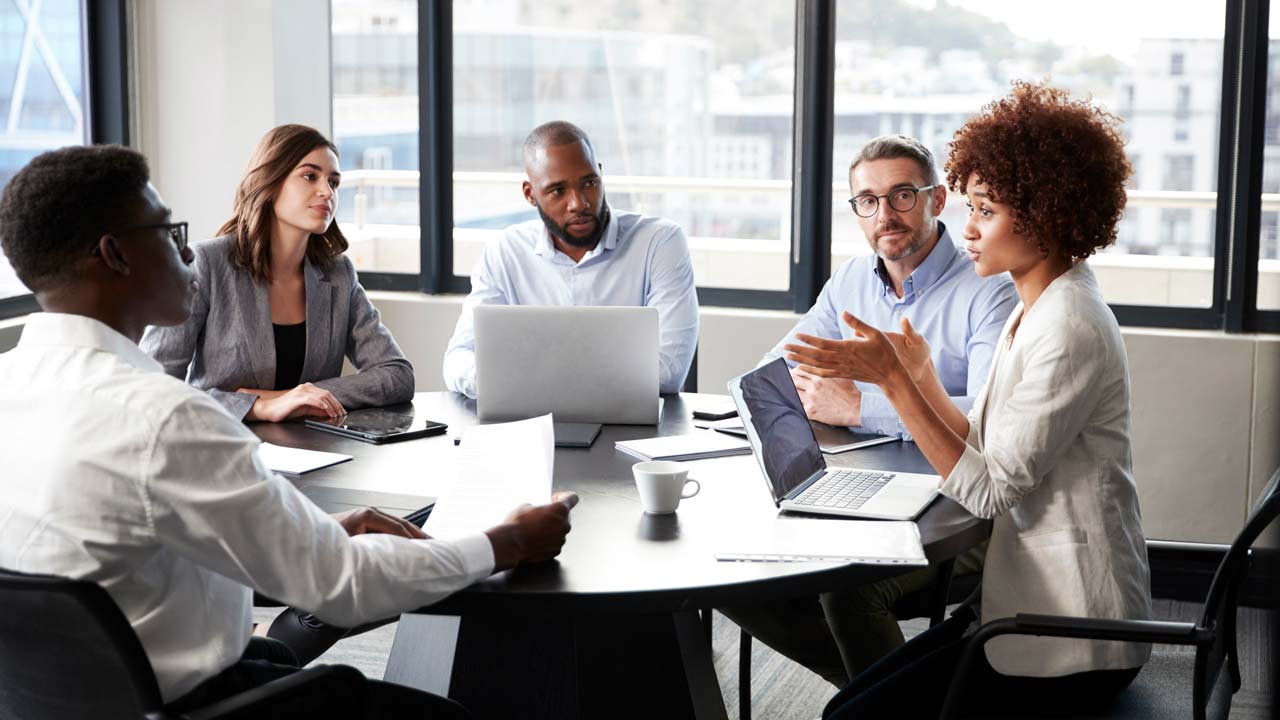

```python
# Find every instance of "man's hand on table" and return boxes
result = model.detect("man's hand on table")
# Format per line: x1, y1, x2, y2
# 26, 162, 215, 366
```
335, 507, 429, 540
486, 491, 580, 571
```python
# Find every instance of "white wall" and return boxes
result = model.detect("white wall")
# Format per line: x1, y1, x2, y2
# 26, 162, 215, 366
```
130, 0, 331, 241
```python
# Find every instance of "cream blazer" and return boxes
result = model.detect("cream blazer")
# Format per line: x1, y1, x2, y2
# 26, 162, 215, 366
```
943, 262, 1152, 677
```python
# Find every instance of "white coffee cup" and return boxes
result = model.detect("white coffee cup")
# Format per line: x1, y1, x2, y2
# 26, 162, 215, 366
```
632, 460, 701, 514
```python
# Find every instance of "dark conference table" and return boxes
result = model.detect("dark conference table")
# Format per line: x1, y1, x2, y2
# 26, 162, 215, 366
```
253, 392, 989, 720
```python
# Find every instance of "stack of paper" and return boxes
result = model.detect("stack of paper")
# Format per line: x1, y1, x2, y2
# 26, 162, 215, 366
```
424, 414, 554, 540
615, 430, 751, 461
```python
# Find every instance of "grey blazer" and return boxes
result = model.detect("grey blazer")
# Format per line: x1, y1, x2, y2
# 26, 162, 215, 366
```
140, 235, 415, 420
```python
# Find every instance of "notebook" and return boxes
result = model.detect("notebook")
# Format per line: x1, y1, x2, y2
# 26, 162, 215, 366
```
615, 431, 752, 461
728, 359, 940, 521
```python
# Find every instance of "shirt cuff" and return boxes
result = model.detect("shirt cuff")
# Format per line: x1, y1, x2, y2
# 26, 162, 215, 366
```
451, 531, 496, 579
857, 392, 907, 439
941, 442, 990, 516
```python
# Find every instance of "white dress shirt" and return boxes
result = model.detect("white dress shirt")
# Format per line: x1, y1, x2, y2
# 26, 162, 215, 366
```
943, 263, 1152, 677
443, 210, 700, 397
0, 314, 494, 702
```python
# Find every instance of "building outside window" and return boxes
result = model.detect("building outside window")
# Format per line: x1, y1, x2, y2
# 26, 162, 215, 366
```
0, 0, 88, 301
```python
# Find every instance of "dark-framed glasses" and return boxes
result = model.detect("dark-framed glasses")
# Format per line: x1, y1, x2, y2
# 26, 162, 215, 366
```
130, 221, 189, 252
848, 185, 939, 218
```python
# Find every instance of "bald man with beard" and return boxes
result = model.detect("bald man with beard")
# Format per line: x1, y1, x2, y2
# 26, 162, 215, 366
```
443, 120, 699, 399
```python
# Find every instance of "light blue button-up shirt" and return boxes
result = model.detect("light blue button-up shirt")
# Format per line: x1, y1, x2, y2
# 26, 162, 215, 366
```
762, 223, 1017, 439
444, 210, 700, 398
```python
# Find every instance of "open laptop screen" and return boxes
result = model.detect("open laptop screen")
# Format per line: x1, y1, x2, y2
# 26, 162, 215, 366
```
731, 359, 827, 503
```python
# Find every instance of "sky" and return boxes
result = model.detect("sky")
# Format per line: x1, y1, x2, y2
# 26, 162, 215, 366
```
904, 0, 1236, 59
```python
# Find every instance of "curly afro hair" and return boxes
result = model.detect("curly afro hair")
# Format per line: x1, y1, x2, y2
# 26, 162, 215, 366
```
945, 81, 1131, 261
0, 144, 150, 293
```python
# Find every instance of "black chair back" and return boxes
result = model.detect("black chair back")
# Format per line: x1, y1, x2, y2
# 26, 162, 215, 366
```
1194, 467, 1280, 712
0, 568, 166, 720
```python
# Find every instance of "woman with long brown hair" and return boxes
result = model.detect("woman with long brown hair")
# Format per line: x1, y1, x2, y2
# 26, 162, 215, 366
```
141, 124, 419, 663
142, 123, 414, 423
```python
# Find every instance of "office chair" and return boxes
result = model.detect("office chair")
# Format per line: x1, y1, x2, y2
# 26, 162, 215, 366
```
736, 559, 980, 720
931, 466, 1280, 720
0, 568, 367, 720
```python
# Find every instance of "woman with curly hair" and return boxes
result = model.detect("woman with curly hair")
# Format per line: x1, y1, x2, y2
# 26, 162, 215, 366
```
789, 82, 1152, 717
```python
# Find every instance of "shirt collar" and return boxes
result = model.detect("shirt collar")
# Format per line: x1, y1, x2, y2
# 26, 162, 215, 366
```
533, 210, 618, 261
872, 221, 958, 297
17, 312, 163, 374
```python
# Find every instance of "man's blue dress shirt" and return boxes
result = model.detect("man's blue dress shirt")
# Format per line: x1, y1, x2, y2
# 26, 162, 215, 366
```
444, 210, 699, 398
762, 223, 1017, 439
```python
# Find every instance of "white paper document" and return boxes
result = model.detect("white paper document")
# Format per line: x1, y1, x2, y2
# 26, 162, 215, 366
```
424, 414, 555, 540
256, 442, 352, 475
716, 518, 928, 565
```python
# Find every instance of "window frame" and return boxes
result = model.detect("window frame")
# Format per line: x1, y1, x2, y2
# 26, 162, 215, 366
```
0, 0, 131, 321
369, 0, 1278, 332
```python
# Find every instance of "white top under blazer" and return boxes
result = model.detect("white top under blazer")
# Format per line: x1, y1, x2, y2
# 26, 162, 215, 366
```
943, 261, 1152, 677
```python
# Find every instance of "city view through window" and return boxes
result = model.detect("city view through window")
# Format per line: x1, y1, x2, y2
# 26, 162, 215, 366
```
330, 0, 1276, 308
0, 0, 86, 301
1, 1, 1269, 308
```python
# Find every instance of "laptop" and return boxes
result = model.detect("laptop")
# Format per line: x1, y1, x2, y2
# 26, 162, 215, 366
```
474, 305, 660, 424
728, 359, 940, 521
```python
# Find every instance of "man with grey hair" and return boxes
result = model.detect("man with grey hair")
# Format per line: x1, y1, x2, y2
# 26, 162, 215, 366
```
443, 120, 699, 397
722, 134, 1016, 687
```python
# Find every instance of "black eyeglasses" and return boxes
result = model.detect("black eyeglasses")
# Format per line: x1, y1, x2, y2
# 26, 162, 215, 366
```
848, 185, 939, 218
125, 222, 189, 253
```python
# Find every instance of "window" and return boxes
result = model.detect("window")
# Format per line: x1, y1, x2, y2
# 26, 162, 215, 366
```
330, 0, 421, 276
444, 0, 797, 293
0, 0, 89, 302
829, 0, 1223, 309
1259, 19, 1280, 311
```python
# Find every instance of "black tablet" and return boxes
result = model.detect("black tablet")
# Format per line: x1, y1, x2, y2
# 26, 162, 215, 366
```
304, 408, 448, 444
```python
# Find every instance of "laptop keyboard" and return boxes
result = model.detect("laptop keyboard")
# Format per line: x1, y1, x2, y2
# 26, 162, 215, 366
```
793, 469, 894, 510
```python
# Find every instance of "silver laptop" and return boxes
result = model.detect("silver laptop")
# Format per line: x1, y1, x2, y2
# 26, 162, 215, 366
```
475, 305, 660, 424
728, 359, 939, 520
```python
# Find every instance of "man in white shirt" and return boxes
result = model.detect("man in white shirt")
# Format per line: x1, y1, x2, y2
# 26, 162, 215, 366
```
0, 145, 578, 716
443, 121, 700, 397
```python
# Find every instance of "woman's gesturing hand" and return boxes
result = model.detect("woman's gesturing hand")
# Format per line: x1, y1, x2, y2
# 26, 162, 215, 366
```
784, 311, 909, 389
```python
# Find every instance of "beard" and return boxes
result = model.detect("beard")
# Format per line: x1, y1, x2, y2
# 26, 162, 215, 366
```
872, 221, 931, 261
537, 200, 610, 249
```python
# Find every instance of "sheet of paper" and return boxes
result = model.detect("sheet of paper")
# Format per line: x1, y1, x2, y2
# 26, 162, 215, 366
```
716, 518, 927, 565
256, 442, 352, 475
424, 414, 554, 540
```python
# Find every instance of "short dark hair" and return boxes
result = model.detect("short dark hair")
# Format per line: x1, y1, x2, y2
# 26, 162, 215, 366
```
946, 82, 1131, 261
523, 121, 596, 165
849, 135, 939, 186
0, 145, 150, 292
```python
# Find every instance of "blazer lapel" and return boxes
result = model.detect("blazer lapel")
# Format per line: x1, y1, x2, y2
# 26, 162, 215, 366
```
300, 257, 333, 383
237, 270, 276, 390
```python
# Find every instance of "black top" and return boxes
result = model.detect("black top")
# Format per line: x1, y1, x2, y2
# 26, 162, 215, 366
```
272, 321, 306, 390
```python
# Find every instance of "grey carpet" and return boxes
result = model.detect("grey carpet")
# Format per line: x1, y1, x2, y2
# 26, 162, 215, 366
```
255, 601, 1275, 719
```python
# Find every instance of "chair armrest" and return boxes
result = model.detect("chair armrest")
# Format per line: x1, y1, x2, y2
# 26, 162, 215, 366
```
938, 614, 1211, 720
176, 664, 367, 720
1009, 613, 1211, 646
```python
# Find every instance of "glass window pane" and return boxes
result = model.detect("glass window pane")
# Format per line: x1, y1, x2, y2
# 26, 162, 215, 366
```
330, 0, 421, 275
451, 1, 797, 291
0, 0, 87, 301
831, 0, 1224, 308
1260, 18, 1280, 311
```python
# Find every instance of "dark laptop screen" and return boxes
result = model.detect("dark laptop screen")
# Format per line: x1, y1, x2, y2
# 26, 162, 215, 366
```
734, 359, 826, 502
